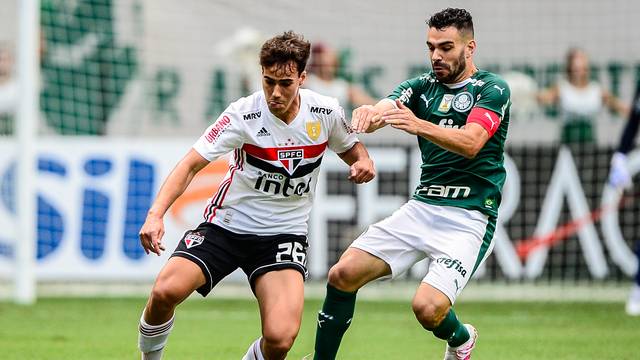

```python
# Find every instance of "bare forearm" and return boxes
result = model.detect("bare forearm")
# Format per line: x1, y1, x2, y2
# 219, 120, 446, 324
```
416, 122, 486, 159
338, 142, 370, 165
148, 150, 209, 217
147, 163, 199, 218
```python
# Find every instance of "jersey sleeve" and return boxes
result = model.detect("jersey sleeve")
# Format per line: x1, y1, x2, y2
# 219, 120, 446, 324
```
474, 77, 511, 118
192, 105, 245, 161
328, 105, 359, 154
387, 77, 423, 110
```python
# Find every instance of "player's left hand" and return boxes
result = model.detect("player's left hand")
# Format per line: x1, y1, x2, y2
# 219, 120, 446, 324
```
381, 99, 423, 135
348, 158, 376, 184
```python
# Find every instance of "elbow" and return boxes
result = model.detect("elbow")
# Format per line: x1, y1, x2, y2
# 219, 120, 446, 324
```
460, 143, 483, 159
461, 151, 478, 159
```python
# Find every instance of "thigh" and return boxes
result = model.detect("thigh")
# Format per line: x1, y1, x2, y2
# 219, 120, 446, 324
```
329, 247, 392, 291
350, 200, 427, 279
240, 234, 309, 292
170, 223, 241, 296
153, 256, 206, 301
254, 269, 305, 334
422, 206, 495, 304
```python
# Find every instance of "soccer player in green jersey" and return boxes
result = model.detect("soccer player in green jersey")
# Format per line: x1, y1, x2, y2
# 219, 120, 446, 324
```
313, 8, 511, 360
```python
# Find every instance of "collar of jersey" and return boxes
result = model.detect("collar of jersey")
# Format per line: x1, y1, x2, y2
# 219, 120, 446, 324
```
265, 91, 307, 128
443, 77, 473, 89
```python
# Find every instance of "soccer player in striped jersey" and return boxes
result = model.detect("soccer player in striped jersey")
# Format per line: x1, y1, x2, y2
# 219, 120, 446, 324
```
137, 31, 375, 360
313, 8, 510, 360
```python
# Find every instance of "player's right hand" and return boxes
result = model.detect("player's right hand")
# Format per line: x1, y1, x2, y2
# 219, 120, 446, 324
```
139, 215, 166, 256
352, 105, 382, 133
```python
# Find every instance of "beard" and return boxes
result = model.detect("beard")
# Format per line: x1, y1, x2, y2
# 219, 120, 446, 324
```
432, 50, 467, 83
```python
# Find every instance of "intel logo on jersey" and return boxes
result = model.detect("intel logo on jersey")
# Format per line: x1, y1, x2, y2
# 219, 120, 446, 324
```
254, 174, 312, 197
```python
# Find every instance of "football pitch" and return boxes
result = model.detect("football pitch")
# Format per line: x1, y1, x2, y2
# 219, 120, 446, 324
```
1, 297, 639, 359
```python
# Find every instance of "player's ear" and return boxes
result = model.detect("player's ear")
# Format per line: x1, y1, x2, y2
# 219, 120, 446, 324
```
466, 40, 476, 58
299, 70, 307, 86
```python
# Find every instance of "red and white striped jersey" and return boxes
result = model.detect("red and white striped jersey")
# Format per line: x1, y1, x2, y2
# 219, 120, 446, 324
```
192, 89, 358, 235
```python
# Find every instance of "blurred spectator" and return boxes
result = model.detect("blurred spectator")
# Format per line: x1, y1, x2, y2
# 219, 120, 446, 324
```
304, 42, 375, 111
0, 45, 17, 135
216, 27, 266, 95
607, 80, 640, 316
537, 48, 628, 144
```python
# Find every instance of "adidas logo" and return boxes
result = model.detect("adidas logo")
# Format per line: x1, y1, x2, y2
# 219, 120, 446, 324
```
257, 127, 271, 137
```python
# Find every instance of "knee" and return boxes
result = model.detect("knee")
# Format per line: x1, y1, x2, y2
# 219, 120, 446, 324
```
412, 297, 449, 329
327, 263, 360, 292
262, 324, 299, 355
149, 282, 183, 311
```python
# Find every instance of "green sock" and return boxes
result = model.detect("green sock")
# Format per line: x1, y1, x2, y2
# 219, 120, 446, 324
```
313, 284, 357, 360
431, 309, 470, 347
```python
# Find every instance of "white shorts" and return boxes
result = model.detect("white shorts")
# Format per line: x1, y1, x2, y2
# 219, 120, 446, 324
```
350, 199, 495, 304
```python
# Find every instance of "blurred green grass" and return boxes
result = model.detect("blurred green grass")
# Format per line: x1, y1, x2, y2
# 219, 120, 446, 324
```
0, 298, 638, 359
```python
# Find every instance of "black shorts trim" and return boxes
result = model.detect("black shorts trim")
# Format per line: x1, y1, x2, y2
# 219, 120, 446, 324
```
248, 261, 308, 284
172, 250, 214, 295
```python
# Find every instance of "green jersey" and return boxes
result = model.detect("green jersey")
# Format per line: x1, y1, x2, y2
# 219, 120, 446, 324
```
388, 70, 511, 218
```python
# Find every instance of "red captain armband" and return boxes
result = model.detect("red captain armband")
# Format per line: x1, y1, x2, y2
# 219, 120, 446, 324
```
466, 107, 501, 137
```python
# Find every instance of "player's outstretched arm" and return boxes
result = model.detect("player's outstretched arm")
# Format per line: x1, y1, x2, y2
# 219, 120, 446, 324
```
139, 149, 209, 256
337, 142, 376, 184
383, 99, 490, 159
351, 99, 396, 133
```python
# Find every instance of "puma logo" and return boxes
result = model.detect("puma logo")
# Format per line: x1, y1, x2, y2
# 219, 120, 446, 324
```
484, 112, 497, 130
420, 94, 435, 108
493, 85, 506, 95
454, 279, 462, 293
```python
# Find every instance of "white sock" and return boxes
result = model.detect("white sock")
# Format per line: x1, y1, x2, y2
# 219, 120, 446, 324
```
138, 311, 175, 359
242, 337, 265, 360
629, 283, 640, 300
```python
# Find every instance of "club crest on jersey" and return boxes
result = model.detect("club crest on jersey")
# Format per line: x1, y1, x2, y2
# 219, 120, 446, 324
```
452, 92, 474, 112
306, 120, 322, 141
437, 94, 455, 112
184, 231, 204, 249
278, 149, 304, 175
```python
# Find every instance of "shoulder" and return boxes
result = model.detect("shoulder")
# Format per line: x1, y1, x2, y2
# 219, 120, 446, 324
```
301, 88, 343, 115
477, 71, 509, 89
228, 91, 263, 113
224, 91, 265, 122
403, 72, 437, 88
475, 71, 510, 97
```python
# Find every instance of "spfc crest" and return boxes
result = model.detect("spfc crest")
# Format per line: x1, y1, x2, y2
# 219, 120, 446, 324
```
184, 231, 204, 249
306, 121, 321, 141
278, 149, 304, 175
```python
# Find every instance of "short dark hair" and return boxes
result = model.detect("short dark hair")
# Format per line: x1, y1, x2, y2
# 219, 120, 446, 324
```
427, 8, 474, 38
259, 31, 311, 76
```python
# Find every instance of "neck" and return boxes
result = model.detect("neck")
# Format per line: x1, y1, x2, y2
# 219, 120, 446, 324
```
570, 78, 588, 87
451, 63, 477, 84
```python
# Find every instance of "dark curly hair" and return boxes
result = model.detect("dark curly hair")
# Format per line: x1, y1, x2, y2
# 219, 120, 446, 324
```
259, 30, 311, 76
426, 8, 474, 38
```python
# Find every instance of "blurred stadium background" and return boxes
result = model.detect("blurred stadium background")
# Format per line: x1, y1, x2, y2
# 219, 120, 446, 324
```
0, 0, 639, 359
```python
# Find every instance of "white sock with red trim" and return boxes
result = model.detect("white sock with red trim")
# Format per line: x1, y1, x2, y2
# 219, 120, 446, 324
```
241, 337, 265, 360
138, 311, 175, 360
